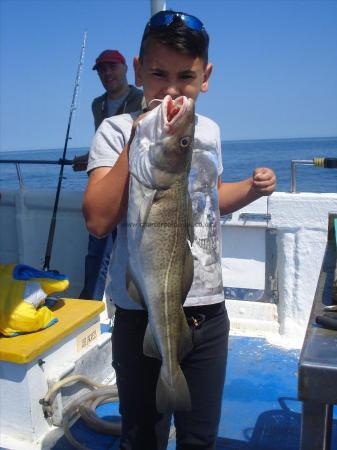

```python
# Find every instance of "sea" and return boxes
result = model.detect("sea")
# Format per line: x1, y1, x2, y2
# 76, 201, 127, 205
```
0, 137, 336, 193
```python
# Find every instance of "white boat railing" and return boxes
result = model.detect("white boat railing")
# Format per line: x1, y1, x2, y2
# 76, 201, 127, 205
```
291, 157, 337, 193
3, 155, 337, 193
0, 159, 73, 191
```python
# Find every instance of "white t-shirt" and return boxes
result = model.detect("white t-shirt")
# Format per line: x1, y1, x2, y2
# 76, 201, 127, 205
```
88, 112, 224, 309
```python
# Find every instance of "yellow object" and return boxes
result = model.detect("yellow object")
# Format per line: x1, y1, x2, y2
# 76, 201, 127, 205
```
313, 157, 324, 167
0, 263, 69, 337
0, 298, 104, 363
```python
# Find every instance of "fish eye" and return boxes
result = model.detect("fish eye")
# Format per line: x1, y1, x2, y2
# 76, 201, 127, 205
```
180, 136, 192, 148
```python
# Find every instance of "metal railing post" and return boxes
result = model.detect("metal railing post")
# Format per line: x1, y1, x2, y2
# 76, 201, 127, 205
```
290, 160, 315, 193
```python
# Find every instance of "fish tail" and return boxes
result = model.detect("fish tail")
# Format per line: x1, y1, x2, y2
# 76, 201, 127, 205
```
156, 366, 191, 413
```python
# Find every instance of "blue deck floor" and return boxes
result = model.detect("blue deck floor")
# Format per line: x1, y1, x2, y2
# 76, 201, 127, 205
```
51, 335, 337, 449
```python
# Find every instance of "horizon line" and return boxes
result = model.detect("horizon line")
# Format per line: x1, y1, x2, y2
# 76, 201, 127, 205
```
1, 135, 337, 153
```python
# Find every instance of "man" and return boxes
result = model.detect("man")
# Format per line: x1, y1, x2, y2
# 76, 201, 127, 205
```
76, 49, 144, 300
73, 49, 144, 168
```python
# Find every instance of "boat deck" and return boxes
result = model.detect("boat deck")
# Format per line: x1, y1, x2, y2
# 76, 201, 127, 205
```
49, 334, 337, 450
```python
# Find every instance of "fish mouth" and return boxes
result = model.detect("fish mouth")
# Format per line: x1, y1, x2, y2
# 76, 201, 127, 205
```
162, 95, 192, 133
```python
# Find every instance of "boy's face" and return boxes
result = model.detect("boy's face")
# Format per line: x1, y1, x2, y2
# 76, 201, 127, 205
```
134, 42, 212, 107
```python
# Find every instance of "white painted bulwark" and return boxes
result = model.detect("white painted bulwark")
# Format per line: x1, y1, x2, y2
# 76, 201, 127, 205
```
0, 190, 87, 297
269, 193, 337, 342
1, 190, 337, 346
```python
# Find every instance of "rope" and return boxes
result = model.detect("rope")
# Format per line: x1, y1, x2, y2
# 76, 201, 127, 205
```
40, 374, 121, 450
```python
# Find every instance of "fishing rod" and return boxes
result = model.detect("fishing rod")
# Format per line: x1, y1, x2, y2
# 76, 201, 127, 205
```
43, 31, 87, 271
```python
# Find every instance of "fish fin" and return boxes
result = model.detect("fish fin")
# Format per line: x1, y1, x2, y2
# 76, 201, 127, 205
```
139, 190, 157, 226
156, 366, 191, 413
143, 324, 161, 359
178, 314, 193, 361
126, 263, 145, 307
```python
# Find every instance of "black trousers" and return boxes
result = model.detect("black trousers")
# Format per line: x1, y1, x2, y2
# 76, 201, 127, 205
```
79, 228, 117, 300
112, 302, 230, 450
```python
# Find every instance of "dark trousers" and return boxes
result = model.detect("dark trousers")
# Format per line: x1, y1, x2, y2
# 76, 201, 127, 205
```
112, 302, 230, 450
79, 229, 116, 300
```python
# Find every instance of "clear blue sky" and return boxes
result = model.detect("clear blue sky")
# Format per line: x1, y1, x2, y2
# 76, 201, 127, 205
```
1, 0, 337, 151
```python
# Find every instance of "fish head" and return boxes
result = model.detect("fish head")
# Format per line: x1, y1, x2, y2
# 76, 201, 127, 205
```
150, 95, 195, 176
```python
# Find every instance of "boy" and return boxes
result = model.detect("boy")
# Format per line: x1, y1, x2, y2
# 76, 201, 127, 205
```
83, 10, 276, 450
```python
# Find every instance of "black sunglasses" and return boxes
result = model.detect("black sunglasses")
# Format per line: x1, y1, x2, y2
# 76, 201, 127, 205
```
145, 10, 206, 34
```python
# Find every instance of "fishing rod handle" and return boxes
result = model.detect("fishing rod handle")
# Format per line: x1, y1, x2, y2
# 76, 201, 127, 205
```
313, 157, 337, 168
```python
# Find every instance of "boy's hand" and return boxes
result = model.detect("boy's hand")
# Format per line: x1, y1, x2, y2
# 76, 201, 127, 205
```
252, 167, 276, 196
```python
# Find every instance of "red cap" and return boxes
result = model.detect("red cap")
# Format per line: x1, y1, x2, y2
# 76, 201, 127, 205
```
92, 50, 126, 70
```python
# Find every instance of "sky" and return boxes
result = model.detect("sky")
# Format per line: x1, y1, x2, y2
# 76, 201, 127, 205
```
0, 0, 337, 152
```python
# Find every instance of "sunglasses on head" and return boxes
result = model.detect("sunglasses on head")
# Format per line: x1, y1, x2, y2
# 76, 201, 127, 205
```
146, 10, 205, 34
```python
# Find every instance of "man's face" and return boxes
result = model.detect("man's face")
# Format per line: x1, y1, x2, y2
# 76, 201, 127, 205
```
134, 42, 212, 107
97, 62, 128, 97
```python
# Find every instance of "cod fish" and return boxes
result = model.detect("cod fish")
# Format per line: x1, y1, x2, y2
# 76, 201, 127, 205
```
127, 95, 195, 413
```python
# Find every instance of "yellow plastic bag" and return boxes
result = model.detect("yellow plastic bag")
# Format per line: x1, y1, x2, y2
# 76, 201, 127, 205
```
0, 264, 69, 336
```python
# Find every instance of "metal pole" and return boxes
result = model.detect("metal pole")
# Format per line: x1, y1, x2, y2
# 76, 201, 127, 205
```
291, 161, 297, 193
151, 0, 166, 16
1, 159, 73, 165
290, 160, 315, 193
1, 159, 73, 188
43, 31, 87, 271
